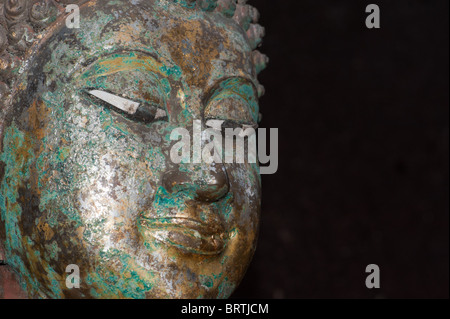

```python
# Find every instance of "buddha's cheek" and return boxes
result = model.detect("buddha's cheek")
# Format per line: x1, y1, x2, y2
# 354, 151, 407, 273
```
224, 166, 261, 277
70, 150, 164, 251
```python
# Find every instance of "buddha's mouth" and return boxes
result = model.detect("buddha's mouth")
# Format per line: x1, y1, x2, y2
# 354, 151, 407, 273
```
138, 215, 228, 255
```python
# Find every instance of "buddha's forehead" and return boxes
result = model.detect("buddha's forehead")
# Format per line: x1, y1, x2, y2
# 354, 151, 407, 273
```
46, 0, 256, 92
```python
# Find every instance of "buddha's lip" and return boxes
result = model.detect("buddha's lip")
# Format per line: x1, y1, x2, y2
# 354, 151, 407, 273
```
138, 216, 227, 255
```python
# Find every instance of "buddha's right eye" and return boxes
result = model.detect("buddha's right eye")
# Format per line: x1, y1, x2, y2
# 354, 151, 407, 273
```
86, 89, 167, 124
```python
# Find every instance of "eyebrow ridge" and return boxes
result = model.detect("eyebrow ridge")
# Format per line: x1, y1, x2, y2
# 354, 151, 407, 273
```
75, 50, 162, 80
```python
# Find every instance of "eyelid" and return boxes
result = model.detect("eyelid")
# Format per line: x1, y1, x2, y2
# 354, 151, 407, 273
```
88, 90, 140, 115
204, 77, 259, 123
204, 99, 254, 125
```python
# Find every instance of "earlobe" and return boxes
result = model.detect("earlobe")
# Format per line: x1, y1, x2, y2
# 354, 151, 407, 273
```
0, 264, 28, 299
0, 216, 5, 263
0, 239, 28, 299
0, 243, 4, 263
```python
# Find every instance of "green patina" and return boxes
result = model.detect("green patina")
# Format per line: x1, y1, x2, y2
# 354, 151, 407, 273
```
1, 0, 263, 299
208, 77, 260, 123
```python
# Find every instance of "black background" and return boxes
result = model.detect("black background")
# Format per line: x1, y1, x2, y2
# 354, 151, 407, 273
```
231, 0, 449, 299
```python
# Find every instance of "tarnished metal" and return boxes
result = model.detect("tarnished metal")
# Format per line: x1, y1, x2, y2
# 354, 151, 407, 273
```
0, 0, 267, 298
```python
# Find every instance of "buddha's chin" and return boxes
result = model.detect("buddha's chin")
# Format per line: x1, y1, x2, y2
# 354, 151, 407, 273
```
91, 260, 239, 299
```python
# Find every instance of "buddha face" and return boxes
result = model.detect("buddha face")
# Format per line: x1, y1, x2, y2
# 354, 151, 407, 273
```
0, 0, 261, 298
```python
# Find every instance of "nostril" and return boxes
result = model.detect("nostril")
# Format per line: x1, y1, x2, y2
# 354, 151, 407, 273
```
195, 185, 228, 202
195, 163, 230, 202
161, 170, 189, 193
195, 174, 229, 202
161, 163, 230, 202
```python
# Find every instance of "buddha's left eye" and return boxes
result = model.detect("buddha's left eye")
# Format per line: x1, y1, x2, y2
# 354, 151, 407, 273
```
87, 89, 167, 124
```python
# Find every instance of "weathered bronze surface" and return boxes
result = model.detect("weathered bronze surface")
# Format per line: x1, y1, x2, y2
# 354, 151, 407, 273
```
0, 0, 267, 298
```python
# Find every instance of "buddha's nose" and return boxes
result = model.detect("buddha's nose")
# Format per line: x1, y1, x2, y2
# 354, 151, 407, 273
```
162, 162, 230, 202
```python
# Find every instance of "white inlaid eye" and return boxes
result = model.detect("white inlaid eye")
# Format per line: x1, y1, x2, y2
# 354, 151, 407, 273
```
88, 90, 140, 115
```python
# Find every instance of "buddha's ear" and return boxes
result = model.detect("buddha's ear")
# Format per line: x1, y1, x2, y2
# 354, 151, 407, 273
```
0, 81, 13, 153
0, 260, 28, 299
0, 192, 5, 262
0, 128, 3, 157
0, 235, 5, 267
0, 223, 4, 261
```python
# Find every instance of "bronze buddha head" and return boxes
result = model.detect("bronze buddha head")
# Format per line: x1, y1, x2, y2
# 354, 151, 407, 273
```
0, 0, 267, 298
